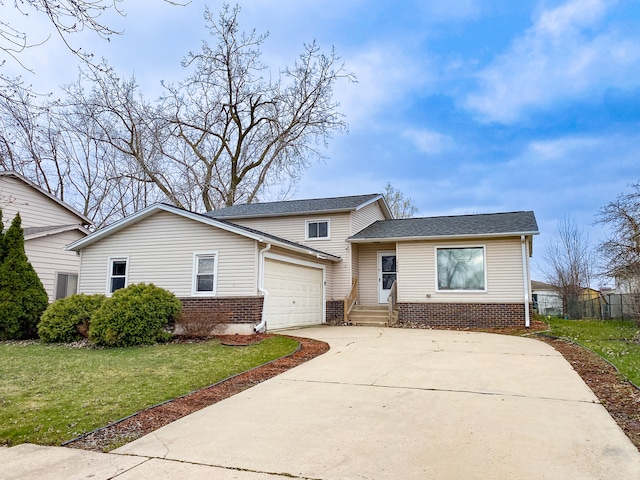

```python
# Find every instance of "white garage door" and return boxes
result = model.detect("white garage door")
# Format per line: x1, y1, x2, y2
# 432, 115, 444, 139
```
263, 258, 324, 330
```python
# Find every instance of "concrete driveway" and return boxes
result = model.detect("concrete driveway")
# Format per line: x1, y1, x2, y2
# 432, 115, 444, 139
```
4, 326, 640, 479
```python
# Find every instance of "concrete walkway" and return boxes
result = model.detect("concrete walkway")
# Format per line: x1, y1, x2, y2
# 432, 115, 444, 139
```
3, 327, 640, 479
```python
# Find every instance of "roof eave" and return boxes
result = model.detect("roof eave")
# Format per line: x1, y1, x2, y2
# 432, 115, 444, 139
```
65, 203, 342, 262
347, 230, 540, 243
26, 224, 90, 241
0, 171, 93, 226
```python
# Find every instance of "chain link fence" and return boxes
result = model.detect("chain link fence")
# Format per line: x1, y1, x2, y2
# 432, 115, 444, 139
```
546, 293, 640, 321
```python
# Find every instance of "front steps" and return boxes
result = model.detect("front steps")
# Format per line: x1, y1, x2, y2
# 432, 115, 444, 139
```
348, 305, 397, 327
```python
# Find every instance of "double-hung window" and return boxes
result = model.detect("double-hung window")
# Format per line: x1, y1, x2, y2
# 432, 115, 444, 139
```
193, 253, 217, 295
108, 258, 128, 294
306, 220, 330, 240
436, 246, 486, 291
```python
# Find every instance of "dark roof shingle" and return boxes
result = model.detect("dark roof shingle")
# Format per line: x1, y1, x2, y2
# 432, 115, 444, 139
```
349, 211, 538, 241
206, 194, 383, 219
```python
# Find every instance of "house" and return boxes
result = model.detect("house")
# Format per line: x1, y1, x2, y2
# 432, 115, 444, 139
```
531, 280, 563, 316
66, 194, 539, 332
0, 171, 91, 302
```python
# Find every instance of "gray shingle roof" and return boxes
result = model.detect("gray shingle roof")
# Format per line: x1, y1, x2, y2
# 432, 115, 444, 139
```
349, 211, 539, 241
206, 194, 384, 219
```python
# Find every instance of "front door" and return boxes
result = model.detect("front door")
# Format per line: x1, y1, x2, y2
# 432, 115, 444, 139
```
378, 251, 397, 304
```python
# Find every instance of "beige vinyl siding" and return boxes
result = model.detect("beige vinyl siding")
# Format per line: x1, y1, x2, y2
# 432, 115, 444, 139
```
351, 202, 387, 234
25, 230, 85, 302
0, 176, 84, 227
232, 214, 351, 299
357, 242, 396, 305
397, 237, 525, 303
78, 211, 258, 297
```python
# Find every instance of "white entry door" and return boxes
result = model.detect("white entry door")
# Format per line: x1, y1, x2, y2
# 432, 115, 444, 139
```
378, 251, 397, 304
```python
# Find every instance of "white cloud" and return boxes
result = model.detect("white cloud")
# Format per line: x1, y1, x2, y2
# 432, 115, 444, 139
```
402, 128, 453, 155
335, 44, 435, 126
465, 0, 640, 123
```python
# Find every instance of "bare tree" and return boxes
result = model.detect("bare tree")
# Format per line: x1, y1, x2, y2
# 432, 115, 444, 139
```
596, 182, 640, 319
544, 216, 595, 317
596, 182, 640, 277
384, 182, 418, 219
160, 4, 355, 210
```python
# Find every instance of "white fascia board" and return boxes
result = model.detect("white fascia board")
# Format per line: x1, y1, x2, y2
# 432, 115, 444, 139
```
347, 231, 540, 243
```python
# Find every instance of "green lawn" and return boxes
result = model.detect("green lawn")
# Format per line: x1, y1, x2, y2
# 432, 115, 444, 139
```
547, 317, 640, 386
0, 336, 299, 446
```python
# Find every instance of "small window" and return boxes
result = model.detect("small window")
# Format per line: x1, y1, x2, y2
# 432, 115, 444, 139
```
193, 253, 217, 295
436, 247, 485, 291
306, 220, 330, 240
55, 273, 78, 300
108, 258, 128, 294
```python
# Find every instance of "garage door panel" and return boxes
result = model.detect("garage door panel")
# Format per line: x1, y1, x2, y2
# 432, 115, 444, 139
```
264, 259, 323, 330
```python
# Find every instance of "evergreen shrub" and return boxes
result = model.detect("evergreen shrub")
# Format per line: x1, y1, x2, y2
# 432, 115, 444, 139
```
89, 283, 181, 347
38, 294, 106, 343
0, 213, 49, 339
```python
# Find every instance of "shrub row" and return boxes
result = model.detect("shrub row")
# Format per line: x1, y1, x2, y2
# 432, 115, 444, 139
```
37, 283, 182, 347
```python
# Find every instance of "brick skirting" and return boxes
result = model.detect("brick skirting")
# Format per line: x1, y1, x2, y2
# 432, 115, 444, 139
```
177, 296, 264, 335
397, 302, 532, 328
326, 300, 345, 322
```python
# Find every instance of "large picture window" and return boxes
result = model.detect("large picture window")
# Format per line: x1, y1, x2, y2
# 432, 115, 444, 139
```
193, 253, 218, 295
436, 247, 485, 291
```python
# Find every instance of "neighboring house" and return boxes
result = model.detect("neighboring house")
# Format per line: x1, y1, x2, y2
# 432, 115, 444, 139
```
531, 280, 562, 316
0, 171, 92, 302
613, 263, 640, 294
66, 194, 539, 332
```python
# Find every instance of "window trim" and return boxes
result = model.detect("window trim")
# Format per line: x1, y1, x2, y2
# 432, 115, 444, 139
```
106, 256, 129, 295
434, 245, 487, 293
192, 251, 218, 296
305, 219, 331, 240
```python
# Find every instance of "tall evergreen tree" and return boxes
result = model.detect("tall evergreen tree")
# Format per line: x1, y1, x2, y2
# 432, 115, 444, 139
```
0, 213, 49, 339
0, 210, 5, 263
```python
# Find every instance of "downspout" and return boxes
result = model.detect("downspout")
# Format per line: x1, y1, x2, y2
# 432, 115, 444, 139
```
254, 243, 271, 333
521, 235, 531, 328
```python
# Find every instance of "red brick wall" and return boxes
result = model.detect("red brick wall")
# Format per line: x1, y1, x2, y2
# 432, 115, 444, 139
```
326, 300, 344, 322
397, 302, 532, 328
177, 297, 264, 334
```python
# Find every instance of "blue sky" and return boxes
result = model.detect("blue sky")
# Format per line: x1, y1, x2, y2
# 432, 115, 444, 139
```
4, 0, 640, 282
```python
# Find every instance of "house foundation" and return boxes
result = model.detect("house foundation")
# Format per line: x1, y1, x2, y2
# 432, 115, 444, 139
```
397, 302, 532, 328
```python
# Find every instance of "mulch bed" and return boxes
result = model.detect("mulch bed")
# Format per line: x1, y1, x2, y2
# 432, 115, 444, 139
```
536, 335, 640, 451
64, 334, 329, 452
64, 325, 640, 454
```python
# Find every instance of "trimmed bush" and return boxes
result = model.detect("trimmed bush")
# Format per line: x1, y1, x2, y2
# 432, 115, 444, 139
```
38, 294, 106, 343
89, 283, 182, 347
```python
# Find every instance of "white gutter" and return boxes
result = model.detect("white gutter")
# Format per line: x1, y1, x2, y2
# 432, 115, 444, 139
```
254, 243, 272, 333
521, 235, 531, 328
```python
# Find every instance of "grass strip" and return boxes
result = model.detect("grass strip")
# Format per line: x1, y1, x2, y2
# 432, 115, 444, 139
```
546, 317, 640, 386
0, 336, 299, 446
